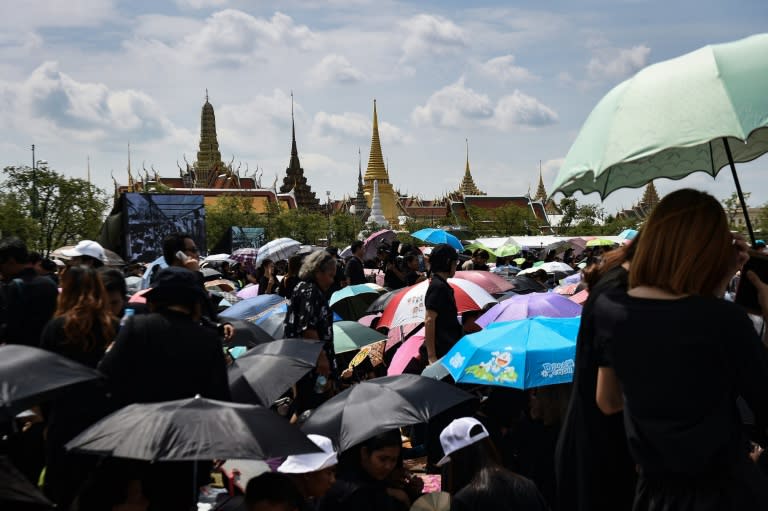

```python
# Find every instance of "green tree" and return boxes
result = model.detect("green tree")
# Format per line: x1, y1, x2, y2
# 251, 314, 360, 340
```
205, 195, 265, 250
757, 202, 768, 236
0, 193, 39, 241
331, 213, 359, 246
2, 164, 109, 254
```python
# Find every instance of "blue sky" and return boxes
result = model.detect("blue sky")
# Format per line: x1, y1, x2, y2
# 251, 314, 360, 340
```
1, 0, 766, 215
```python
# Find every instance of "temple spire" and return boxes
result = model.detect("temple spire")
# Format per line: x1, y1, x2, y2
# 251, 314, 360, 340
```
195, 91, 224, 186
458, 138, 485, 196
280, 91, 319, 209
641, 181, 660, 211
365, 99, 389, 182
127, 143, 133, 190
354, 147, 367, 215
534, 160, 547, 201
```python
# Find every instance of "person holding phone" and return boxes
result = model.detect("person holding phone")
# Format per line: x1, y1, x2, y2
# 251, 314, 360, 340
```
593, 189, 768, 510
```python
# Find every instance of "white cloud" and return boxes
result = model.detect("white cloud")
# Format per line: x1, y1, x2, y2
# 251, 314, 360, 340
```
0, 61, 183, 143
412, 77, 494, 128
587, 45, 650, 80
215, 89, 297, 153
0, 0, 116, 29
175, 0, 228, 9
400, 14, 466, 63
492, 90, 559, 129
312, 111, 408, 145
478, 55, 537, 84
134, 15, 204, 43
309, 54, 364, 85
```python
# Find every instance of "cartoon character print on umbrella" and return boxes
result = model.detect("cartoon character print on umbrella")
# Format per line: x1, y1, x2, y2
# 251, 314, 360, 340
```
460, 348, 519, 384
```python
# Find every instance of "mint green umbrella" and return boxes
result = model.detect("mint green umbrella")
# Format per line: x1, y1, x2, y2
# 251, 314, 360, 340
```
493, 243, 521, 258
551, 33, 768, 245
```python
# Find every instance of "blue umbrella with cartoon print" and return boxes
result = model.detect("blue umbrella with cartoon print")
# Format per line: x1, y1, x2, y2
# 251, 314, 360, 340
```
441, 316, 580, 390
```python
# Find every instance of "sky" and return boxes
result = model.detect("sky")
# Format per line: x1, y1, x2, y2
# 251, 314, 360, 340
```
1, 0, 766, 215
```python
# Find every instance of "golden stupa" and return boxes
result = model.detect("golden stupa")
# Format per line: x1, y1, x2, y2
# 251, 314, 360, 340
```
363, 100, 401, 226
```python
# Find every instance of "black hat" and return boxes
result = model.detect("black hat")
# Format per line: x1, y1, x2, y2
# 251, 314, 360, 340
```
429, 244, 459, 272
144, 267, 208, 302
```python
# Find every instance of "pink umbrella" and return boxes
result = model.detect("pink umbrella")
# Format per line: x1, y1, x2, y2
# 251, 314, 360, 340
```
357, 314, 381, 328
387, 329, 425, 376
363, 269, 385, 287
554, 283, 579, 295
453, 270, 514, 295
385, 322, 424, 351
570, 289, 589, 304
236, 284, 260, 299
128, 288, 152, 304
379, 279, 496, 330
363, 229, 396, 260
476, 293, 581, 328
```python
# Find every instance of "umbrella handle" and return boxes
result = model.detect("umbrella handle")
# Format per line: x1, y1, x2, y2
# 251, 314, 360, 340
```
723, 137, 757, 247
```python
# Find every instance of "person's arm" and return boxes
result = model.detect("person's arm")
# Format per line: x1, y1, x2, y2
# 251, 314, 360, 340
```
424, 309, 438, 364
596, 366, 623, 415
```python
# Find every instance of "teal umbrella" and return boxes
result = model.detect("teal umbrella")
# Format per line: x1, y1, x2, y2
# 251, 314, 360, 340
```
551, 33, 768, 246
330, 284, 386, 321
332, 321, 387, 354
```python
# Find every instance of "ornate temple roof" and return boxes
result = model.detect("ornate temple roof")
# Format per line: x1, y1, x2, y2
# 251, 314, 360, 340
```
640, 181, 660, 211
195, 90, 226, 185
533, 166, 547, 202
458, 139, 485, 196
364, 99, 389, 183
354, 148, 368, 216
279, 93, 320, 209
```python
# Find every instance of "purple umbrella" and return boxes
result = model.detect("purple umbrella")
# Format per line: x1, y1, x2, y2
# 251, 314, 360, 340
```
237, 284, 260, 299
363, 229, 396, 260
476, 293, 582, 328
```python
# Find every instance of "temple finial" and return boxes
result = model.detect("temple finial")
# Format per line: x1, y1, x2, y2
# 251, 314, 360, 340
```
205, 88, 209, 103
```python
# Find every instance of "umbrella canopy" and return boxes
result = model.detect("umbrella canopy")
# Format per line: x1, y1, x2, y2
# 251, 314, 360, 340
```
237, 284, 260, 299
365, 289, 401, 315
229, 340, 324, 406
301, 374, 475, 451
618, 229, 638, 241
379, 279, 497, 330
421, 359, 451, 381
204, 253, 233, 262
411, 228, 463, 251
453, 270, 515, 295
225, 320, 275, 348
492, 243, 521, 258
539, 261, 574, 273
231, 248, 258, 267
363, 229, 397, 260
0, 456, 55, 510
442, 317, 580, 389
255, 238, 301, 266
66, 396, 319, 461
205, 279, 236, 292
219, 295, 286, 320
551, 33, 768, 245
0, 345, 103, 420
477, 293, 582, 328
333, 321, 388, 354
585, 238, 615, 247
357, 314, 382, 328
570, 289, 589, 305
252, 309, 287, 340
387, 330, 425, 376
554, 283, 579, 296
330, 284, 386, 321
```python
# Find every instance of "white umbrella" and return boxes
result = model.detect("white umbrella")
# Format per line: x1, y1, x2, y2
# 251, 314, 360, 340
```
255, 238, 301, 265
204, 253, 232, 262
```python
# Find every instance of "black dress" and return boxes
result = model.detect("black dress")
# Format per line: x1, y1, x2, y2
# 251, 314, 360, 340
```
554, 266, 636, 511
318, 468, 407, 511
593, 292, 768, 511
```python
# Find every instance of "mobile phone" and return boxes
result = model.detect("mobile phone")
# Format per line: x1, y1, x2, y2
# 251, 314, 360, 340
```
175, 250, 189, 263
735, 249, 768, 315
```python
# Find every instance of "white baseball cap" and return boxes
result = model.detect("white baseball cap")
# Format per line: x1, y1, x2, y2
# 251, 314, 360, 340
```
277, 434, 337, 474
436, 417, 489, 466
61, 240, 106, 262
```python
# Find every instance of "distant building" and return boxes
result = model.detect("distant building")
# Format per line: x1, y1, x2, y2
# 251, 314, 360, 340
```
279, 94, 321, 210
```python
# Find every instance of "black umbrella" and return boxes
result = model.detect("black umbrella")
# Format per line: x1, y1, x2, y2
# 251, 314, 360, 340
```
255, 310, 287, 339
66, 396, 319, 461
365, 289, 401, 314
229, 339, 323, 406
0, 456, 55, 510
0, 345, 102, 420
301, 374, 475, 451
226, 319, 275, 348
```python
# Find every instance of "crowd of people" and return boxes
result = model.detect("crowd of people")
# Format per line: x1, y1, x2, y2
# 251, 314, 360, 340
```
2, 188, 768, 511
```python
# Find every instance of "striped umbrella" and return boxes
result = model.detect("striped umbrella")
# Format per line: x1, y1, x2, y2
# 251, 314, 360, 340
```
378, 278, 497, 330
231, 248, 258, 267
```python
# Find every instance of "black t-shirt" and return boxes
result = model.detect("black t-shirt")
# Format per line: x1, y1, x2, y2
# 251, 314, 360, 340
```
345, 257, 366, 285
1, 267, 59, 346
425, 274, 464, 358
593, 292, 768, 477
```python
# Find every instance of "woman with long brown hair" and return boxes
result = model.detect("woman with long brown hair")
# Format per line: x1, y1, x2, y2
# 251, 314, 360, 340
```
39, 265, 118, 508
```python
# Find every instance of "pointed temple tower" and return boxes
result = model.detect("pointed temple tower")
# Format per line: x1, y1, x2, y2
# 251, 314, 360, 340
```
194, 90, 226, 185
533, 164, 548, 203
366, 180, 389, 227
280, 93, 320, 209
354, 148, 368, 217
458, 139, 485, 196
640, 181, 660, 212
364, 100, 400, 225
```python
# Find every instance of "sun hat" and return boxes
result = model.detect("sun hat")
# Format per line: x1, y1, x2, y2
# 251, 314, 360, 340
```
277, 434, 337, 474
61, 240, 106, 262
436, 417, 489, 466
143, 267, 208, 302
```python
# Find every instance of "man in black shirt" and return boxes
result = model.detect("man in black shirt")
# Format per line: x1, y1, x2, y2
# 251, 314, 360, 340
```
0, 237, 59, 346
344, 241, 366, 286
423, 244, 464, 364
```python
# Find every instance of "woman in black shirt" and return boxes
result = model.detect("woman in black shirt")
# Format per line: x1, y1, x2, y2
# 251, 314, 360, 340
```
594, 189, 768, 510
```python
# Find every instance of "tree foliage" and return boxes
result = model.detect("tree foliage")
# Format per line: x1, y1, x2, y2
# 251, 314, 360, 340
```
1, 164, 109, 254
464, 204, 538, 237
